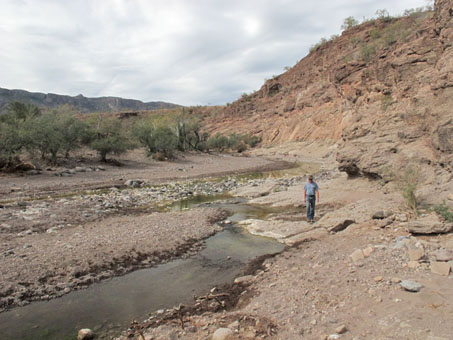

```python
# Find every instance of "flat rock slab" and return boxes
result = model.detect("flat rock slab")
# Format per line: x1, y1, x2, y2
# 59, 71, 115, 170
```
400, 280, 423, 292
407, 215, 453, 234
430, 261, 451, 276
238, 219, 315, 244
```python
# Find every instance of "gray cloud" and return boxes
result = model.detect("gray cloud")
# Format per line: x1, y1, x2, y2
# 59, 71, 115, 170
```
0, 0, 429, 105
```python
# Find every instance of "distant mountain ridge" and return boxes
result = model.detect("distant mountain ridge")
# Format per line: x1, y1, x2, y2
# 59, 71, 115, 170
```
0, 87, 180, 113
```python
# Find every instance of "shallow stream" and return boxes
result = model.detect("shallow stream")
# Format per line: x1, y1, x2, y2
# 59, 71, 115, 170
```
0, 199, 285, 340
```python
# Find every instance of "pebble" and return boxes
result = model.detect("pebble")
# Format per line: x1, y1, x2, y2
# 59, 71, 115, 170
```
77, 328, 95, 340
350, 249, 365, 263
334, 325, 348, 334
400, 280, 423, 292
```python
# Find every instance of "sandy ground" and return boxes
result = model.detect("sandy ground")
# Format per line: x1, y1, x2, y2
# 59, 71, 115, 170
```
116, 142, 453, 340
0, 151, 280, 201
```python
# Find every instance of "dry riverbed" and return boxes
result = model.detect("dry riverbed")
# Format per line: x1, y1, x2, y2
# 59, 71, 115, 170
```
0, 153, 291, 312
112, 145, 453, 340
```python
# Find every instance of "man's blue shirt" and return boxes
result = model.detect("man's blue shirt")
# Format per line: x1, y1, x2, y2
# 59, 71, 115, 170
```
304, 181, 319, 196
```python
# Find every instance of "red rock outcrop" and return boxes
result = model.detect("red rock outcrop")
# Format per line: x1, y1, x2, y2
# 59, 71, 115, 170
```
200, 0, 452, 183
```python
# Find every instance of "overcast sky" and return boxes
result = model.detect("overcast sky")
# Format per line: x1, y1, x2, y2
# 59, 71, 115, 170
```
0, 0, 429, 106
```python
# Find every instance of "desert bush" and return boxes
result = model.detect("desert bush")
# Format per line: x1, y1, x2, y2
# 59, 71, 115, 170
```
150, 125, 178, 159
381, 94, 393, 111
396, 165, 420, 214
207, 134, 229, 152
432, 203, 453, 223
88, 116, 134, 162
1, 101, 41, 123
175, 118, 208, 151
22, 113, 65, 164
0, 121, 23, 167
375, 9, 391, 22
360, 43, 376, 62
341, 16, 359, 31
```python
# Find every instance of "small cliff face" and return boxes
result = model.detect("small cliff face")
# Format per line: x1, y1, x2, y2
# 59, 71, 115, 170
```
202, 0, 452, 184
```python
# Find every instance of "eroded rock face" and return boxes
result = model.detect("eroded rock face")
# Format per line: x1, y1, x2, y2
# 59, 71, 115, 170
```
200, 0, 452, 183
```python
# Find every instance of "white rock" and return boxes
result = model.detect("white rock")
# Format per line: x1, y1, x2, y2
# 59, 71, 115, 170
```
212, 327, 233, 340
77, 328, 94, 340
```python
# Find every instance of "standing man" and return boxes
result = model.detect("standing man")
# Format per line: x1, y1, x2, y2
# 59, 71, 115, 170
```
304, 175, 319, 223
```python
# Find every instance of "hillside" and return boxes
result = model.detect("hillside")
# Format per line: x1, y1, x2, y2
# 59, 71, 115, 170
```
0, 87, 180, 113
200, 0, 452, 191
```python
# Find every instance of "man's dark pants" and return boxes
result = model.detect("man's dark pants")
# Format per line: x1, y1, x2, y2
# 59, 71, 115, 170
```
306, 195, 316, 221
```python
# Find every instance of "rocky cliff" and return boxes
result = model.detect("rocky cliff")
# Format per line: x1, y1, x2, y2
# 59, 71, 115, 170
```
201, 0, 452, 185
0, 87, 179, 113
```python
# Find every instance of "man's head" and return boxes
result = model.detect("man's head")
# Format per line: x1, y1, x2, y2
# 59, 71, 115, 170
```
308, 175, 313, 182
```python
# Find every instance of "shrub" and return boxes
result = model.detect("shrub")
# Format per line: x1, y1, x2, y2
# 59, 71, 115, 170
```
433, 204, 453, 223
396, 165, 420, 214
360, 43, 376, 62
22, 113, 65, 164
207, 134, 229, 151
151, 126, 178, 158
381, 94, 393, 111
375, 9, 391, 22
341, 16, 359, 31
2, 101, 41, 123
89, 116, 133, 162
0, 122, 23, 168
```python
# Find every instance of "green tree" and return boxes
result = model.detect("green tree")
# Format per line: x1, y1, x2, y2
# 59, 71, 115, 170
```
3, 101, 41, 123
0, 122, 23, 168
152, 125, 178, 158
89, 116, 133, 162
22, 113, 66, 164
207, 133, 229, 152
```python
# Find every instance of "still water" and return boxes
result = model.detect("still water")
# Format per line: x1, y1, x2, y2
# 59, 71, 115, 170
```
0, 200, 284, 340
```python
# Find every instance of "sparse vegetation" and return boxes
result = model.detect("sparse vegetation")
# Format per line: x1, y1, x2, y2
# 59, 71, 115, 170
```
360, 43, 376, 62
341, 16, 359, 31
381, 94, 393, 111
396, 165, 420, 214
432, 203, 453, 222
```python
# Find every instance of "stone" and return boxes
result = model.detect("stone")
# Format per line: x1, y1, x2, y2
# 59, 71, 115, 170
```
327, 335, 340, 340
374, 276, 383, 282
431, 249, 453, 262
372, 210, 393, 219
334, 325, 348, 334
363, 247, 374, 257
448, 193, 453, 201
234, 275, 254, 284
77, 328, 95, 340
407, 261, 420, 269
430, 261, 451, 276
328, 219, 355, 233
350, 249, 365, 263
400, 280, 423, 292
395, 214, 408, 222
407, 215, 453, 234
408, 247, 425, 261
228, 320, 239, 329
212, 327, 233, 340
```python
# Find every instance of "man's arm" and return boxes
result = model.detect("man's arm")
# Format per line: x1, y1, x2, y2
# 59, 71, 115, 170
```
304, 190, 306, 202
316, 189, 319, 202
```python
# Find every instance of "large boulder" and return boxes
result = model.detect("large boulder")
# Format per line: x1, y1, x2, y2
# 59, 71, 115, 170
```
406, 215, 453, 234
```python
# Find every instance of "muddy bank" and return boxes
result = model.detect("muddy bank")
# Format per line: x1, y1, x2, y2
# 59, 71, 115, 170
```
0, 208, 228, 312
